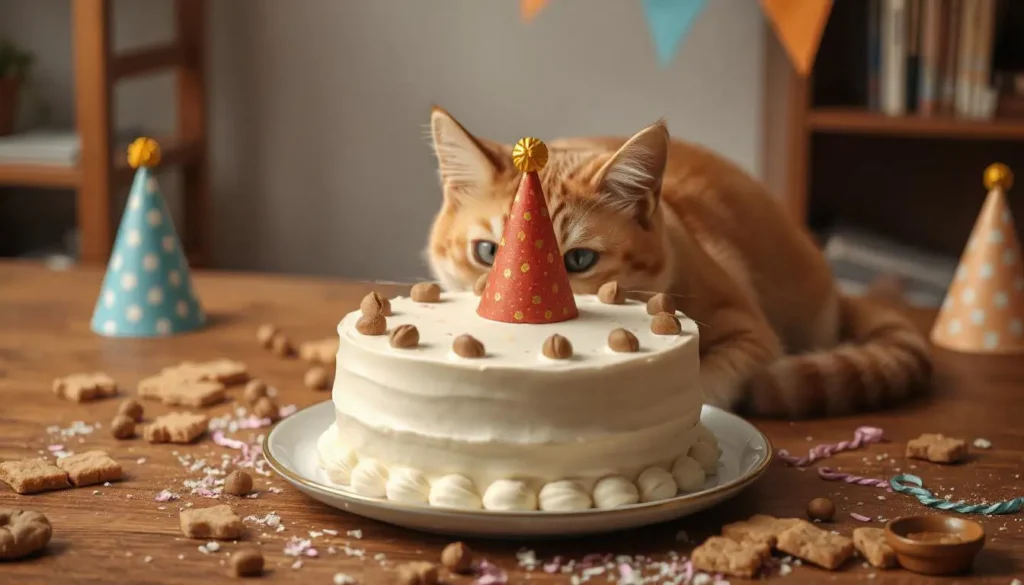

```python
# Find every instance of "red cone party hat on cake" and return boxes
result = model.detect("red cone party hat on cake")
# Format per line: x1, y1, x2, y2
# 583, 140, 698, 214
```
477, 137, 578, 324
931, 163, 1024, 354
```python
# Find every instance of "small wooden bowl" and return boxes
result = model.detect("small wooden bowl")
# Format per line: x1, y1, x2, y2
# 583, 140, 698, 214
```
885, 515, 985, 575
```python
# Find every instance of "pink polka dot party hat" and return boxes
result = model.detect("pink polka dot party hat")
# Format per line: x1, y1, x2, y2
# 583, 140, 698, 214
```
90, 138, 206, 337
931, 163, 1024, 354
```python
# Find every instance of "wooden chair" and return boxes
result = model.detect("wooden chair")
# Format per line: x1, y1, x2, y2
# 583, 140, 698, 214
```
0, 0, 210, 267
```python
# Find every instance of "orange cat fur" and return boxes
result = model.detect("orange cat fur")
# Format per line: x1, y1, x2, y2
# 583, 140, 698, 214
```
426, 107, 931, 418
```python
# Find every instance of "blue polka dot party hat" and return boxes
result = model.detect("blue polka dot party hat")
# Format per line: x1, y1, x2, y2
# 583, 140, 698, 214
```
90, 137, 206, 337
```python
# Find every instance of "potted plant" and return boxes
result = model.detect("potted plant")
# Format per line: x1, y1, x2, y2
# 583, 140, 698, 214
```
0, 40, 33, 137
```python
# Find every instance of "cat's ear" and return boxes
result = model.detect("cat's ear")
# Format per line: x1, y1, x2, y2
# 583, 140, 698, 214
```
594, 120, 669, 226
430, 106, 504, 201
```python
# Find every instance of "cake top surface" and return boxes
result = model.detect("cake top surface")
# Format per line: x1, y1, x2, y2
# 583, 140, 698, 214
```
338, 291, 698, 372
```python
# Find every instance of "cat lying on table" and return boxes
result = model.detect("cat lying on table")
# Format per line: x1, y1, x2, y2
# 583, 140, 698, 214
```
424, 106, 930, 419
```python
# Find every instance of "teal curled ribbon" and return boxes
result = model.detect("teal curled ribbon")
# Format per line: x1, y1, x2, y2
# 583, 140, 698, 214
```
890, 474, 1024, 515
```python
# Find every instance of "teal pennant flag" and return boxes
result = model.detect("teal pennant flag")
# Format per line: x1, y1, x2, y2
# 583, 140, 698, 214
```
642, 0, 709, 67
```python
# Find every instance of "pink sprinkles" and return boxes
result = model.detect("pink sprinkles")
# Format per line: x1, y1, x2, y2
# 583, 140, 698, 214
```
850, 512, 872, 522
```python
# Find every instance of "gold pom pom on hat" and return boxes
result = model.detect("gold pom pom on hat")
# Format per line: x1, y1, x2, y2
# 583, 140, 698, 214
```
127, 137, 161, 169
984, 163, 1013, 192
512, 137, 548, 173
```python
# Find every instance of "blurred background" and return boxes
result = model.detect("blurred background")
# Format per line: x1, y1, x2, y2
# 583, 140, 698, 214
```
1, 0, 1022, 307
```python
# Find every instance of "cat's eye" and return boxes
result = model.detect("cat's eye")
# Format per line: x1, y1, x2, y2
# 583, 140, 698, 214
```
563, 248, 599, 273
472, 240, 498, 267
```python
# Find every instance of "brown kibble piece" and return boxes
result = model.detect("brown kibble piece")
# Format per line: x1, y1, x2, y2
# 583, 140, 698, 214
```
111, 415, 136, 440
304, 366, 332, 390
853, 527, 897, 569
271, 335, 295, 357
144, 412, 209, 444
0, 509, 52, 560
646, 293, 676, 316
117, 398, 144, 422
597, 281, 626, 305
906, 433, 967, 464
223, 470, 253, 496
256, 324, 278, 348
56, 450, 122, 487
411, 282, 442, 303
244, 379, 268, 405
0, 459, 70, 495
542, 334, 573, 360
776, 520, 854, 570
608, 328, 640, 353
139, 380, 226, 408
356, 314, 387, 336
253, 397, 281, 422
651, 312, 682, 335
360, 291, 392, 317
389, 324, 420, 349
807, 497, 835, 521
52, 372, 118, 402
398, 562, 439, 585
298, 338, 339, 364
473, 273, 488, 296
691, 536, 768, 578
453, 335, 485, 358
441, 541, 474, 574
179, 505, 244, 540
722, 514, 801, 548
229, 548, 264, 577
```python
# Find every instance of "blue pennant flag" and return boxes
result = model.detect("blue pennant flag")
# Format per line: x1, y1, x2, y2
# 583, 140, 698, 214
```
642, 0, 709, 67
90, 166, 206, 337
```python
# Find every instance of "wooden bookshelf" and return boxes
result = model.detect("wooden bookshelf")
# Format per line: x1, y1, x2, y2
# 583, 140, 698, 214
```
0, 0, 210, 267
764, 0, 1024, 258
808, 107, 1024, 140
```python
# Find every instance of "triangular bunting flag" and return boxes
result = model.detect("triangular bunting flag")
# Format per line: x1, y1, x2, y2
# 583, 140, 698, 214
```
521, 0, 549, 23
931, 164, 1024, 354
477, 138, 578, 324
91, 138, 206, 337
760, 0, 833, 76
641, 0, 708, 67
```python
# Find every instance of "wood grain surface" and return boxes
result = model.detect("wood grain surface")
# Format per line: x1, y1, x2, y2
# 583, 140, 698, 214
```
1, 261, 1022, 584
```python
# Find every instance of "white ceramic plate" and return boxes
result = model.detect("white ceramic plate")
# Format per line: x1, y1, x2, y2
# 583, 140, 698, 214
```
263, 402, 771, 538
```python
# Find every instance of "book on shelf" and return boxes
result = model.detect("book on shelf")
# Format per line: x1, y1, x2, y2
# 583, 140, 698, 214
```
870, 0, 1004, 119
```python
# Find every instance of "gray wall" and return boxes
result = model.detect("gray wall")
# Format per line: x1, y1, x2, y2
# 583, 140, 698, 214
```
1, 0, 765, 281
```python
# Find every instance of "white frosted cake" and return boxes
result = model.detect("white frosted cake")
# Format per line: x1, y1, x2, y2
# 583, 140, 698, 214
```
317, 136, 719, 511
316, 290, 720, 511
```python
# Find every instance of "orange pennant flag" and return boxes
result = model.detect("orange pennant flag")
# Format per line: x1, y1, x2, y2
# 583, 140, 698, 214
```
760, 0, 833, 76
521, 0, 549, 23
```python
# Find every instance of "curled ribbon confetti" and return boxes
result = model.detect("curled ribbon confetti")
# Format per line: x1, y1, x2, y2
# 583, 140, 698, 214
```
777, 426, 886, 467
818, 467, 892, 491
890, 474, 1024, 515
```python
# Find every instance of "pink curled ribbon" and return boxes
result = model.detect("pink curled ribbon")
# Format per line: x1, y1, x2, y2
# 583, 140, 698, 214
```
817, 466, 892, 491
776, 426, 885, 467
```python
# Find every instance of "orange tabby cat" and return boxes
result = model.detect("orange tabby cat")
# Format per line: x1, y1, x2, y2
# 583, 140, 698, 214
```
425, 106, 931, 418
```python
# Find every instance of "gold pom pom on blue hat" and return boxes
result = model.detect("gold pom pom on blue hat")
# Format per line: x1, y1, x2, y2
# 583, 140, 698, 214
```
90, 137, 206, 337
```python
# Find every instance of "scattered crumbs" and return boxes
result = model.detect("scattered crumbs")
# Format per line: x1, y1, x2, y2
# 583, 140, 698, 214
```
805, 436, 813, 441
103, 482, 111, 487
126, 551, 133, 557
867, 574, 877, 580
1000, 526, 1008, 531
309, 531, 323, 539
894, 467, 901, 472
374, 553, 387, 562
126, 494, 133, 499
693, 574, 712, 585
328, 546, 337, 555
206, 541, 220, 553
143, 556, 153, 563
909, 464, 917, 469
877, 495, 886, 500
516, 549, 539, 570
974, 438, 992, 449
137, 457, 147, 464
198, 545, 211, 555
291, 560, 303, 570
779, 564, 793, 576
333, 574, 356, 585
92, 490, 100, 495
157, 506, 166, 511
322, 529, 339, 536
284, 536, 314, 557
793, 559, 802, 566
268, 487, 283, 494
346, 529, 363, 539
177, 554, 185, 560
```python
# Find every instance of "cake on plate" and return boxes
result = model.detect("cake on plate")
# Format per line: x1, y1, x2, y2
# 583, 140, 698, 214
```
317, 138, 720, 512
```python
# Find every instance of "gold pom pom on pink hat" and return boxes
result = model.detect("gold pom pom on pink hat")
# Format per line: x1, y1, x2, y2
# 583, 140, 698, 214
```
476, 137, 578, 324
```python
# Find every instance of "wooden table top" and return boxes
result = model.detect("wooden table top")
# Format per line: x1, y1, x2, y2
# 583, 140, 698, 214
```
1, 261, 1022, 585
